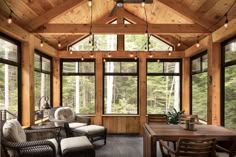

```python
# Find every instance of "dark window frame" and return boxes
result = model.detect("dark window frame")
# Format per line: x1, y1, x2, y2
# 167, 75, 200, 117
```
221, 36, 236, 127
190, 51, 208, 121
146, 58, 182, 115
34, 50, 53, 112
60, 58, 96, 115
0, 32, 22, 123
103, 58, 139, 115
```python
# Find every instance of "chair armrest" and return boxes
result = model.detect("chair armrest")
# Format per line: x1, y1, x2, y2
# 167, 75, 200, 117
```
159, 140, 175, 157
25, 129, 57, 141
2, 139, 56, 157
216, 145, 230, 153
75, 115, 91, 125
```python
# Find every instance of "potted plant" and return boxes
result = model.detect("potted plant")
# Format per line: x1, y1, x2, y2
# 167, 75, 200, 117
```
167, 108, 185, 124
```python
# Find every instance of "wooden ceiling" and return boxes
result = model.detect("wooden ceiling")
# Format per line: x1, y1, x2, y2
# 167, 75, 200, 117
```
0, 0, 236, 51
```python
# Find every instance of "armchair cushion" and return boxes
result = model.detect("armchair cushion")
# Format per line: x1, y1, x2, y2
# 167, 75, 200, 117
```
54, 107, 75, 122
68, 122, 87, 129
2, 119, 26, 143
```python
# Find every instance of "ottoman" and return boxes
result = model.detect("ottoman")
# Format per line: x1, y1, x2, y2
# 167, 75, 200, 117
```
72, 125, 107, 144
60, 136, 95, 157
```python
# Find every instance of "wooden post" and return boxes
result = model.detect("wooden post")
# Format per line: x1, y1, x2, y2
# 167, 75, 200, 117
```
207, 35, 221, 125
139, 52, 147, 134
21, 35, 35, 126
53, 57, 60, 107
182, 57, 190, 114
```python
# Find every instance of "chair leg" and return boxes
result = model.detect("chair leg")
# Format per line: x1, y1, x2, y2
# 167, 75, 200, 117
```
104, 128, 107, 145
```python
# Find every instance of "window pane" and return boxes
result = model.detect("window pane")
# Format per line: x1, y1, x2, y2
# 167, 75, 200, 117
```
34, 72, 51, 112
0, 38, 18, 62
0, 63, 18, 115
79, 62, 94, 73
63, 62, 78, 73
164, 62, 179, 73
224, 65, 236, 130
225, 40, 236, 63
147, 62, 163, 73
105, 62, 137, 73
192, 58, 201, 73
62, 76, 95, 114
192, 73, 207, 121
95, 34, 117, 51
202, 54, 208, 71
149, 36, 173, 51
104, 76, 138, 114
124, 34, 146, 51
71, 34, 117, 51
147, 76, 180, 114
42, 57, 51, 72
34, 53, 40, 69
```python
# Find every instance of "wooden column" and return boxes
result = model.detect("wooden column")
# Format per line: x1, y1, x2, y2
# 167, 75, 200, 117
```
94, 53, 103, 125
139, 52, 147, 134
21, 35, 35, 126
53, 57, 60, 107
207, 35, 221, 125
182, 57, 190, 114
117, 8, 124, 51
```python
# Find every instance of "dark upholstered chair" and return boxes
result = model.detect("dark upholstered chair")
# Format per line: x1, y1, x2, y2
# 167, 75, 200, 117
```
160, 137, 217, 157
1, 119, 59, 157
216, 139, 236, 157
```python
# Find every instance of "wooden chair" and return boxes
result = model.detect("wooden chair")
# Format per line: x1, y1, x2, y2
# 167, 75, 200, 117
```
159, 137, 217, 157
178, 114, 200, 124
147, 114, 168, 124
216, 139, 236, 157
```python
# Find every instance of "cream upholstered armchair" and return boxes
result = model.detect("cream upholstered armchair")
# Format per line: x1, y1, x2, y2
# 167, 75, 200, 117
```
48, 107, 91, 137
1, 119, 59, 157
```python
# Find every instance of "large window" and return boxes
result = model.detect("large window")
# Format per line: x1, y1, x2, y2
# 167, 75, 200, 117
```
222, 37, 236, 130
0, 33, 21, 118
61, 59, 95, 115
147, 59, 181, 114
34, 51, 52, 119
103, 59, 138, 114
190, 52, 208, 121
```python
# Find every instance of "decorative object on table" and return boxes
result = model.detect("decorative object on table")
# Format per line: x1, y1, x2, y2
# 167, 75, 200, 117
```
167, 108, 185, 124
38, 96, 51, 126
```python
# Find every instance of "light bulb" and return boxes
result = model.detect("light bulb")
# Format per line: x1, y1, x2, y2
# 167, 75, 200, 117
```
224, 19, 228, 28
58, 41, 61, 48
103, 58, 106, 62
88, 0, 92, 7
40, 40, 44, 47
168, 52, 172, 56
196, 42, 200, 48
177, 42, 181, 47
134, 56, 137, 60
8, 11, 12, 24
157, 59, 160, 62
149, 53, 153, 58
81, 57, 84, 61
130, 53, 134, 57
90, 53, 94, 58
141, 2, 145, 7
70, 50, 73, 54
108, 53, 111, 58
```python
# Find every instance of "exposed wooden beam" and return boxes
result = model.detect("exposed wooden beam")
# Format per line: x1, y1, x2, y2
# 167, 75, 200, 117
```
158, 0, 212, 29
35, 24, 209, 34
29, 0, 86, 30
196, 0, 218, 15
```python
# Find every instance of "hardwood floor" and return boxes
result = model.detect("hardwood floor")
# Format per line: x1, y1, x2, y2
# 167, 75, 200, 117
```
94, 135, 143, 157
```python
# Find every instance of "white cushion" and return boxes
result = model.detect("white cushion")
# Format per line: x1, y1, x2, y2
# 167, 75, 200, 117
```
54, 107, 75, 122
46, 138, 59, 155
69, 122, 87, 129
73, 125, 105, 135
3, 119, 26, 143
60, 136, 93, 153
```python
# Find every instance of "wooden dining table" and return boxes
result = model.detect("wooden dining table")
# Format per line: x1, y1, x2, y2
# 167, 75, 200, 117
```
143, 123, 236, 157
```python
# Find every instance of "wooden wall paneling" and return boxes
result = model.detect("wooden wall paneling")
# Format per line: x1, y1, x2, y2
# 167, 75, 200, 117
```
182, 57, 190, 114
102, 116, 140, 133
207, 35, 221, 125
21, 35, 35, 126
139, 52, 147, 134
94, 53, 103, 125
52, 57, 60, 107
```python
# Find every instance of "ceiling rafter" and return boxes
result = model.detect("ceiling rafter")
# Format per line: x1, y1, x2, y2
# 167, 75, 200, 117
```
157, 0, 212, 30
29, 0, 86, 30
35, 23, 209, 34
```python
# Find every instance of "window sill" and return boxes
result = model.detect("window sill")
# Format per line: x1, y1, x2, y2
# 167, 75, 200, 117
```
102, 115, 140, 117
